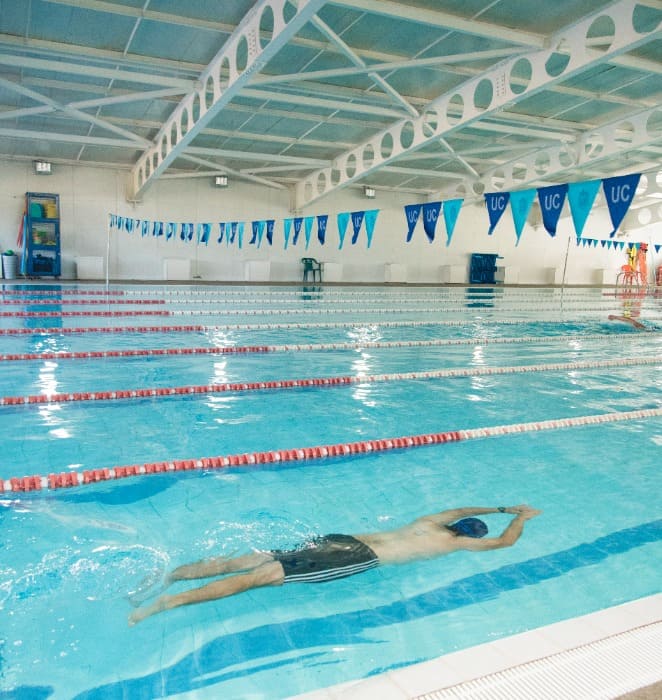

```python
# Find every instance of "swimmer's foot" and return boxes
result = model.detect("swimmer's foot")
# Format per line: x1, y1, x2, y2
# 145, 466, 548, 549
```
126, 570, 171, 607
128, 596, 169, 626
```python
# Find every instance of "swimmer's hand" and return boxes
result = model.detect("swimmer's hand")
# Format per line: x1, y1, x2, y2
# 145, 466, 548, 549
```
504, 504, 542, 520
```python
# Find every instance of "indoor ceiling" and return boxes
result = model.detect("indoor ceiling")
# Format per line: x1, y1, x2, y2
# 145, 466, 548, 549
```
0, 0, 661, 212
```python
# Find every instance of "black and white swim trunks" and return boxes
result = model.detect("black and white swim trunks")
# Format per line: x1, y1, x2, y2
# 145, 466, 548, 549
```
271, 534, 379, 583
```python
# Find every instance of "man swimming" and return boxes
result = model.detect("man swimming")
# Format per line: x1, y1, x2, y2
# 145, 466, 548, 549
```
128, 503, 541, 625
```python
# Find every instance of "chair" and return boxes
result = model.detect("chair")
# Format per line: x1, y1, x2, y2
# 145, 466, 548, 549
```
301, 257, 322, 282
616, 264, 641, 288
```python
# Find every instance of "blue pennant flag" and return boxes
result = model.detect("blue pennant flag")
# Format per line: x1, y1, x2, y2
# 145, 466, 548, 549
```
236, 222, 244, 248
304, 216, 314, 250
283, 218, 292, 249
166, 222, 176, 240
266, 219, 274, 246
337, 212, 350, 249
141, 220, 150, 237
568, 179, 600, 239
537, 184, 568, 237
197, 223, 211, 245
217, 222, 225, 244
292, 217, 303, 246
404, 204, 421, 242
351, 210, 365, 245
152, 221, 164, 237
256, 220, 265, 247
317, 215, 328, 245
602, 173, 641, 237
422, 202, 442, 243
124, 218, 134, 234
509, 188, 536, 246
364, 209, 379, 248
228, 222, 237, 245
249, 221, 260, 245
442, 198, 463, 247
109, 214, 117, 229
484, 192, 510, 235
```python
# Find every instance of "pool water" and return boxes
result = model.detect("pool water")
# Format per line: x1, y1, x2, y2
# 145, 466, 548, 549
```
0, 284, 660, 700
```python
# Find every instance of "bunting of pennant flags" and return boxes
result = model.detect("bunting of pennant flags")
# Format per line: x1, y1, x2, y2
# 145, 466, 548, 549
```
404, 198, 464, 246
482, 172, 641, 242
109, 209, 378, 250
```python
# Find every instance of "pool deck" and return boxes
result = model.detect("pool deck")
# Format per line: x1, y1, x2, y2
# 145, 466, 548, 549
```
294, 593, 661, 700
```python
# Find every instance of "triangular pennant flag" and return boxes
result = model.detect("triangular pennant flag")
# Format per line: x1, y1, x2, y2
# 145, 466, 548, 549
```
217, 222, 225, 244
236, 222, 244, 248
364, 209, 379, 248
509, 188, 536, 246
350, 210, 365, 245
442, 198, 463, 247
124, 218, 134, 234
568, 179, 600, 239
152, 221, 164, 237
265, 219, 274, 246
283, 218, 292, 249
304, 216, 315, 250
484, 192, 510, 235
337, 212, 350, 250
317, 214, 328, 245
292, 217, 303, 246
404, 204, 421, 242
422, 202, 442, 243
166, 222, 176, 240
249, 220, 260, 245
655, 244, 661, 254
537, 184, 568, 237
141, 220, 150, 237
229, 222, 238, 244
602, 173, 641, 237
197, 223, 211, 245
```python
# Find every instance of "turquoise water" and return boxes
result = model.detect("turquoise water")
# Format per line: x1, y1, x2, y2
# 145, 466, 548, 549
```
0, 284, 660, 699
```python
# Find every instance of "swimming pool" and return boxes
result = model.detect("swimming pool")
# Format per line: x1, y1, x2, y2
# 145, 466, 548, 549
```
1, 283, 660, 699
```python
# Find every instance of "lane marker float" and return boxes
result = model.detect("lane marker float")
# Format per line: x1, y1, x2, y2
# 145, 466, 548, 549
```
2, 406, 660, 492
1, 356, 658, 407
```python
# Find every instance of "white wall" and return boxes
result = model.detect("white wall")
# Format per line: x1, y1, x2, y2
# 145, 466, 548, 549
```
1, 160, 659, 285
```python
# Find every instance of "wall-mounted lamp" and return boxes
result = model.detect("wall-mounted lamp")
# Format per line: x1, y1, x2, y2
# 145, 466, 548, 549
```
214, 175, 228, 188
363, 186, 375, 199
34, 160, 52, 175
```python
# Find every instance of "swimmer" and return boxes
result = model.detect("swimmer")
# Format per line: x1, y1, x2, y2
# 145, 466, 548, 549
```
128, 504, 541, 625
608, 314, 647, 330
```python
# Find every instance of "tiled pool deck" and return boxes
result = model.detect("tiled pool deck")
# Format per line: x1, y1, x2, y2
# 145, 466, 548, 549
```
295, 594, 661, 700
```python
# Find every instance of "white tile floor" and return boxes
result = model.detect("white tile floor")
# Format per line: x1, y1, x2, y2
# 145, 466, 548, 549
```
293, 593, 662, 700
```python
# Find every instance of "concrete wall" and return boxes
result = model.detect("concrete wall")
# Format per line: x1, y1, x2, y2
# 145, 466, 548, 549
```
1, 160, 659, 285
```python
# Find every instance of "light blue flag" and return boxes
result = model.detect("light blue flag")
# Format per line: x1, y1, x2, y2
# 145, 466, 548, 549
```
283, 218, 292, 249
304, 216, 315, 250
442, 198, 463, 247
364, 209, 379, 248
237, 222, 244, 249
567, 179, 600, 240
337, 212, 350, 249
166, 222, 176, 241
509, 188, 536, 245
141, 220, 150, 237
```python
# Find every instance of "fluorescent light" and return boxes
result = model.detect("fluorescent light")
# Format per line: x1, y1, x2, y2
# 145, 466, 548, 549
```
34, 160, 52, 175
214, 175, 228, 187
364, 186, 375, 198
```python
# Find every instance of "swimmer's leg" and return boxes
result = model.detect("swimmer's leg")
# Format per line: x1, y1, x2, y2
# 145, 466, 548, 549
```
128, 560, 284, 625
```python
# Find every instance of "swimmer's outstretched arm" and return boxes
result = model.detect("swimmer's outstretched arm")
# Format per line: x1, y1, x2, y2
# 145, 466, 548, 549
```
417, 504, 532, 526
457, 506, 542, 552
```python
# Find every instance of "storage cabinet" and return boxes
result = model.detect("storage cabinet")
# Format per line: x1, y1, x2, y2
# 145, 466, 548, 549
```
469, 253, 502, 284
23, 192, 61, 277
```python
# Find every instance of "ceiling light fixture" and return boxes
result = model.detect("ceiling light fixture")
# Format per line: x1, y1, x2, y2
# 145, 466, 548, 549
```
364, 186, 375, 199
214, 175, 228, 188
34, 160, 52, 175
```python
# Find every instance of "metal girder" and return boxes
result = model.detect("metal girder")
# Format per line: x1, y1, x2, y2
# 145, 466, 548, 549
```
294, 0, 662, 210
128, 0, 328, 200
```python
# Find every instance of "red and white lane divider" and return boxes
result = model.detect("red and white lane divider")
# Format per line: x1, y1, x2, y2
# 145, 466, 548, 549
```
0, 332, 640, 363
2, 406, 660, 493
0, 298, 165, 306
0, 289, 124, 296
0, 318, 586, 336
1, 357, 658, 408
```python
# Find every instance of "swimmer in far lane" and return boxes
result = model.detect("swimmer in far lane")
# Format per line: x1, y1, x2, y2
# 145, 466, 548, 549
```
128, 504, 541, 625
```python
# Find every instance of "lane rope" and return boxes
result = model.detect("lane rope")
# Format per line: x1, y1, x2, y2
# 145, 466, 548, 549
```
3, 406, 660, 493
1, 356, 658, 408
0, 332, 648, 363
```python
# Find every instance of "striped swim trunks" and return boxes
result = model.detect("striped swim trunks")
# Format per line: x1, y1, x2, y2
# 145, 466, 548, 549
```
271, 534, 379, 584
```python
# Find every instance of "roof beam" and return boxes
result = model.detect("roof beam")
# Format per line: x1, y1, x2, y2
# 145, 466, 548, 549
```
128, 0, 328, 200
294, 0, 662, 209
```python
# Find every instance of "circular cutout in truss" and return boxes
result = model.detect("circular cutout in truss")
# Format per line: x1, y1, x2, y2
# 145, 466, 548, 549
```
646, 109, 662, 138
615, 120, 635, 147
192, 93, 201, 122
633, 3, 661, 33
558, 144, 576, 167
180, 108, 190, 139
584, 132, 604, 158
585, 15, 615, 54
205, 75, 215, 111
636, 173, 648, 196
472, 181, 485, 196
545, 40, 571, 77
637, 207, 652, 226
422, 107, 439, 137
400, 121, 415, 149
303, 180, 313, 203
473, 79, 493, 111
160, 137, 168, 160
259, 4, 274, 49
331, 168, 341, 186
446, 93, 464, 125
282, 0, 297, 24
380, 131, 393, 159
316, 172, 326, 195
362, 142, 375, 170
491, 169, 506, 190
236, 35, 249, 73
509, 58, 532, 95
152, 152, 159, 173
346, 153, 357, 179
534, 152, 550, 175
170, 122, 178, 148
218, 57, 231, 91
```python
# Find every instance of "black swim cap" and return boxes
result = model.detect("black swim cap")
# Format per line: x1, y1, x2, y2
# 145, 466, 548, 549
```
448, 517, 488, 538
